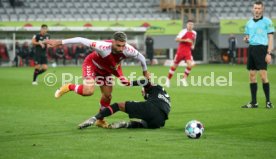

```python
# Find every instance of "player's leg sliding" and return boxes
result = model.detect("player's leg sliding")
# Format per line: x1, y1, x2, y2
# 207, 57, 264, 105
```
78, 103, 120, 129
109, 120, 147, 129
78, 117, 97, 129
108, 121, 128, 129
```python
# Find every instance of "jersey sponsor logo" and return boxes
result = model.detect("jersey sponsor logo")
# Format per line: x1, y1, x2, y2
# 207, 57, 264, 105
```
158, 93, 170, 106
86, 66, 92, 76
91, 42, 96, 48
125, 47, 138, 57
99, 45, 111, 51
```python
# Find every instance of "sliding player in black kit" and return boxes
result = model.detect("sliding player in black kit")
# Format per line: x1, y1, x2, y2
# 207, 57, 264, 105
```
78, 80, 171, 129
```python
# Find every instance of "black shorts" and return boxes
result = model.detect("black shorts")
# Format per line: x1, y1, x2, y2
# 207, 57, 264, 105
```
247, 45, 268, 70
34, 52, 47, 65
125, 101, 166, 129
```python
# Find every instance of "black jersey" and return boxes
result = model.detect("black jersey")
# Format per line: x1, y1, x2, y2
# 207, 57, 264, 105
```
33, 33, 50, 53
144, 85, 171, 118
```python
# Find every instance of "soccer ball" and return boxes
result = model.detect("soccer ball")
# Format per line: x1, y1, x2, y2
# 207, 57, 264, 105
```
185, 120, 204, 139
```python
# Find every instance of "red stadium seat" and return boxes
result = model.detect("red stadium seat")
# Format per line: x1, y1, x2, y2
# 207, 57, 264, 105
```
0, 44, 9, 62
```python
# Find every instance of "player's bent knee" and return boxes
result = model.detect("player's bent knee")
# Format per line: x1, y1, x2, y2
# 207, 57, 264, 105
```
83, 86, 94, 96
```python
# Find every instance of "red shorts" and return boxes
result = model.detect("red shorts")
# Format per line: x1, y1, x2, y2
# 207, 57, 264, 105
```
173, 52, 193, 65
82, 54, 129, 86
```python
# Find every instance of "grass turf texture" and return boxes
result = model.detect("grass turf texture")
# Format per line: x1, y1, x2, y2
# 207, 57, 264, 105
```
0, 65, 275, 159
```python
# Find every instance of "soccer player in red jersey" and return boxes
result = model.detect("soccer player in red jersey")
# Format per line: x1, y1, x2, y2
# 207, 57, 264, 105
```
46, 32, 150, 128
166, 20, 197, 87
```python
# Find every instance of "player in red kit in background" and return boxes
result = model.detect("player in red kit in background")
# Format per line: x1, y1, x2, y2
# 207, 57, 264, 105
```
46, 32, 150, 128
166, 20, 197, 87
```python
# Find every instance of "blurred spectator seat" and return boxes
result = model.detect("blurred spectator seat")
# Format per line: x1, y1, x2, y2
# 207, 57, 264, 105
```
0, 43, 9, 63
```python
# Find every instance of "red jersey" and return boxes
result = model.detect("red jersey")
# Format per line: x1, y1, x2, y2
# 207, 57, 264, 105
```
62, 37, 147, 86
83, 51, 128, 85
176, 28, 197, 55
87, 40, 140, 77
62, 37, 147, 74
87, 49, 126, 77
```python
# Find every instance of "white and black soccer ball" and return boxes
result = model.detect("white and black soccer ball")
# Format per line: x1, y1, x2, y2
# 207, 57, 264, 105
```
185, 120, 204, 139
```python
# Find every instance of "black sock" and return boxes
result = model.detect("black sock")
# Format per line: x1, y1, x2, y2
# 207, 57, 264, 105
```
263, 83, 270, 102
95, 103, 119, 120
38, 69, 46, 75
250, 83, 257, 104
33, 69, 40, 82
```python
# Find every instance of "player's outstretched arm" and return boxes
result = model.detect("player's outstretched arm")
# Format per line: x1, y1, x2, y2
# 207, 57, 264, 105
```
46, 37, 94, 48
45, 39, 62, 47
62, 37, 94, 47
143, 70, 151, 80
132, 53, 150, 79
124, 44, 150, 79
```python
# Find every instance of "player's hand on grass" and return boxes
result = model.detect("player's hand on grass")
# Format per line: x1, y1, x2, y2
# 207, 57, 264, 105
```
143, 71, 151, 80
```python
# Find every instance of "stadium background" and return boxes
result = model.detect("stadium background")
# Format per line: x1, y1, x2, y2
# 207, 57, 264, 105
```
1, 0, 275, 66
0, 1, 276, 159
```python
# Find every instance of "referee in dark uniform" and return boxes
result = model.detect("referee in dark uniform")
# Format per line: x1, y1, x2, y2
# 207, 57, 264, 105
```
32, 24, 50, 85
78, 80, 171, 129
242, 1, 274, 109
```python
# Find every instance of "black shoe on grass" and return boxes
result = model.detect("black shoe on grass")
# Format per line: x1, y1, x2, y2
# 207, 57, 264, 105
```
266, 102, 274, 109
241, 102, 258, 108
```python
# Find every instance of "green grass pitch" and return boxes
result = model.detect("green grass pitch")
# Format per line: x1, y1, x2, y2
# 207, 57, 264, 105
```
0, 64, 275, 159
